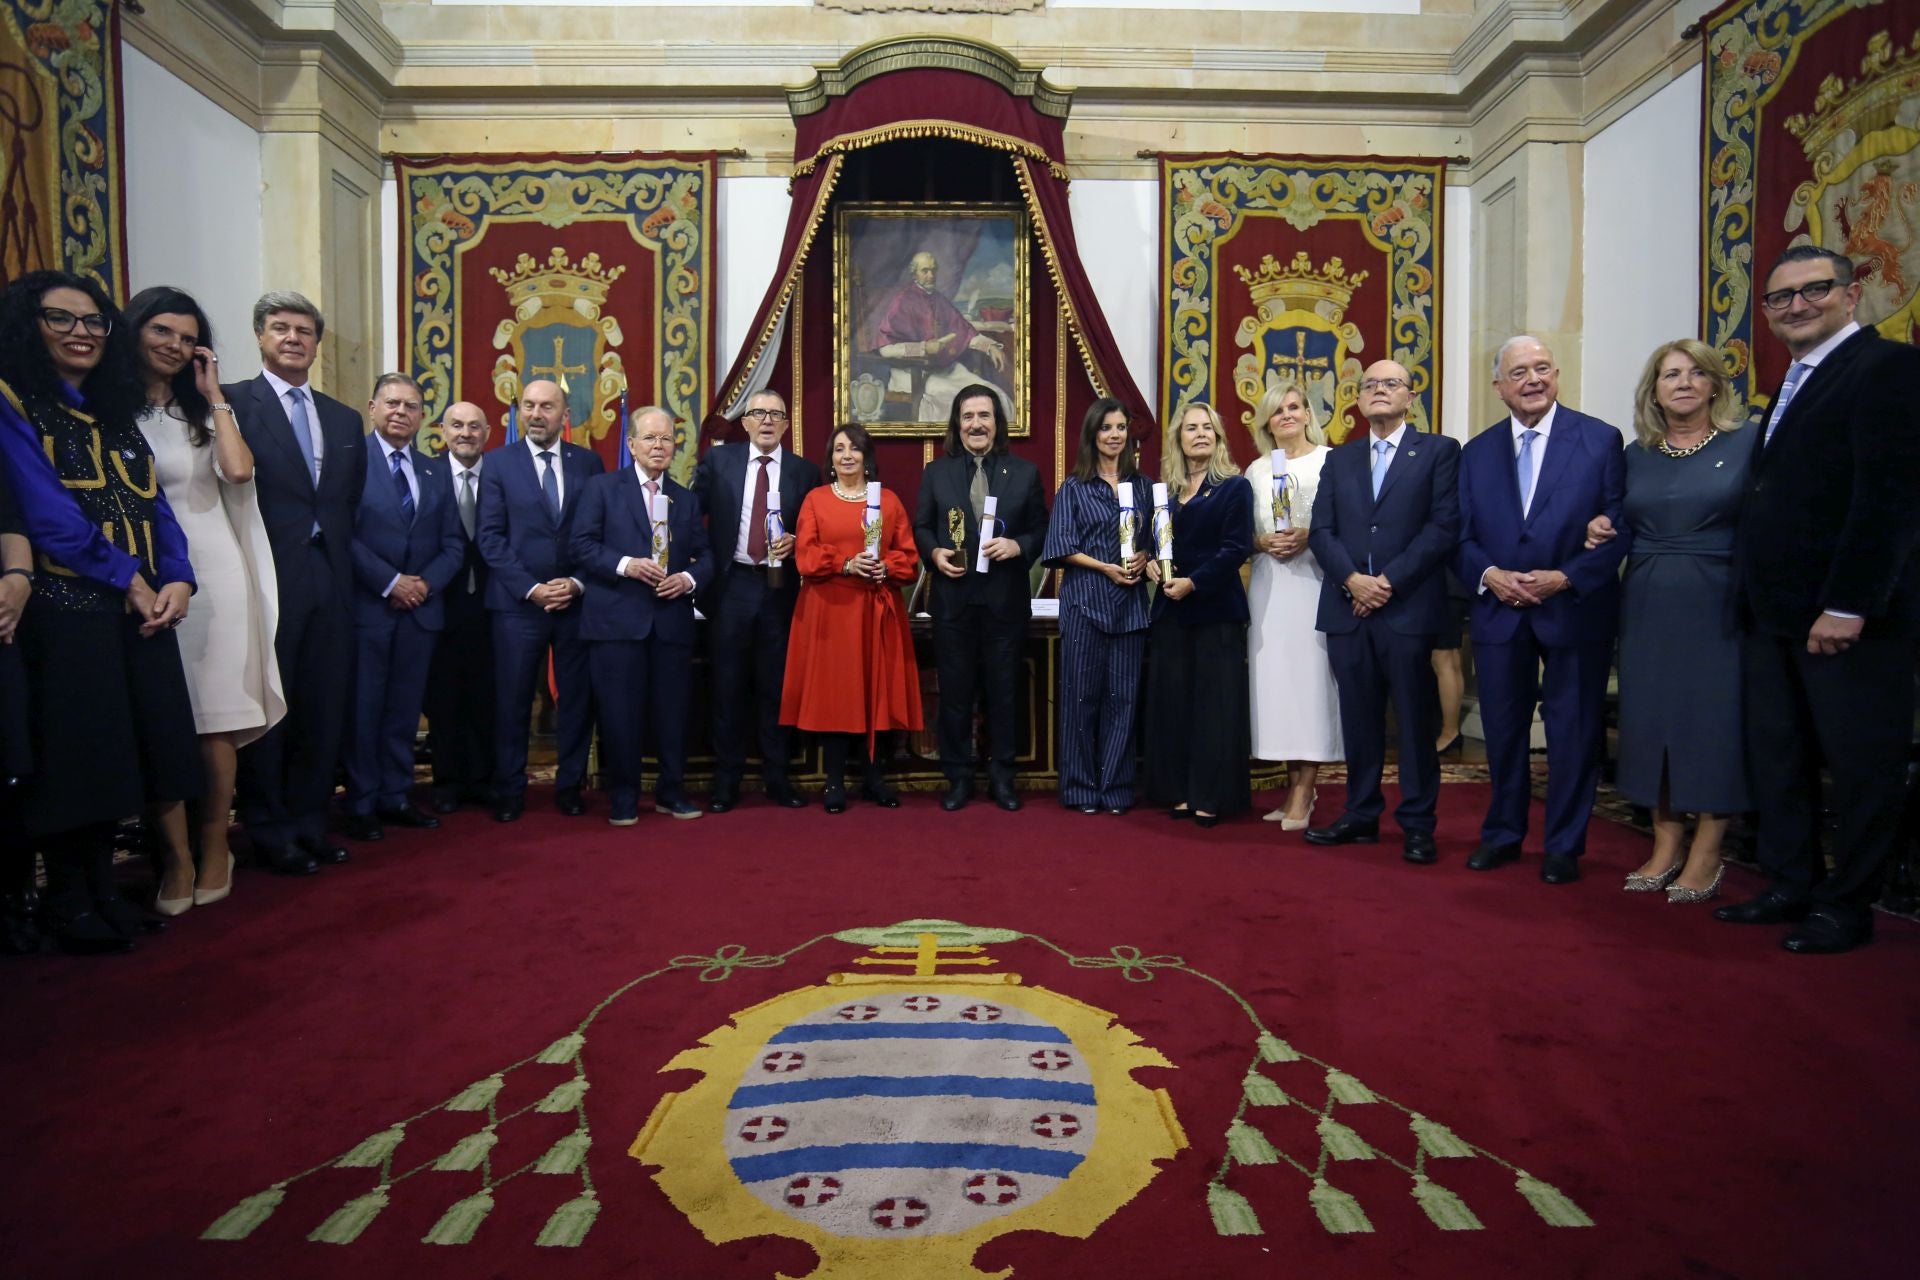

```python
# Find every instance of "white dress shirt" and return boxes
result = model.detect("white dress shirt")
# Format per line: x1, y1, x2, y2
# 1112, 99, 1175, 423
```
617, 465, 698, 593
735, 444, 784, 566
1368, 422, 1409, 490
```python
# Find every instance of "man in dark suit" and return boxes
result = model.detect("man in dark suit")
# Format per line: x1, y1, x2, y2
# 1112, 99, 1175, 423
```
1304, 361, 1461, 863
570, 406, 715, 825
692, 389, 821, 811
475, 378, 605, 822
424, 401, 494, 814
1716, 246, 1920, 953
911, 384, 1049, 812
343, 374, 464, 842
223, 291, 366, 875
1456, 337, 1629, 884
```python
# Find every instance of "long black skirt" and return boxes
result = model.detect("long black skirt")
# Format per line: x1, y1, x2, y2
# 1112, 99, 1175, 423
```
15, 609, 204, 837
1143, 615, 1252, 819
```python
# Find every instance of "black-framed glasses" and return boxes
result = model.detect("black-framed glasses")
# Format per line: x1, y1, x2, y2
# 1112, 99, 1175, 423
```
1360, 377, 1408, 392
743, 408, 789, 422
1760, 279, 1837, 311
39, 308, 112, 337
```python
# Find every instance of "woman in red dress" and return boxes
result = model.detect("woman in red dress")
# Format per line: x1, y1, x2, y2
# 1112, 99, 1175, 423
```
780, 424, 923, 813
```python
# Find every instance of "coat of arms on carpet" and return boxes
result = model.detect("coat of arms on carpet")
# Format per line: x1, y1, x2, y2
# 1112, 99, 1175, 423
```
202, 919, 1591, 1274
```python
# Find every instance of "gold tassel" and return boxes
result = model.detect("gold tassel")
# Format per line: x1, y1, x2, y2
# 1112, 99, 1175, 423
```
444, 1073, 504, 1112
422, 1191, 494, 1245
1226, 1118, 1279, 1165
1207, 1183, 1262, 1236
433, 1127, 499, 1172
1308, 1178, 1373, 1234
1324, 1069, 1376, 1104
1317, 1117, 1375, 1161
1257, 1033, 1300, 1063
1242, 1070, 1288, 1106
536, 1191, 600, 1248
534, 1130, 591, 1175
335, 1123, 407, 1168
1516, 1173, 1594, 1227
1410, 1114, 1474, 1158
307, 1187, 390, 1245
535, 1077, 589, 1113
536, 1032, 585, 1064
1412, 1175, 1484, 1231
201, 1185, 285, 1241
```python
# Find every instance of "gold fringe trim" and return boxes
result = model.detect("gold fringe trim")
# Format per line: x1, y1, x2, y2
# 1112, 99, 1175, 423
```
792, 121, 1068, 184
1011, 155, 1109, 400
726, 153, 847, 409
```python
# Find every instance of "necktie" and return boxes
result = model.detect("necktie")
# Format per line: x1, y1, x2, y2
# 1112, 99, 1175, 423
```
746, 455, 771, 562
539, 450, 560, 519
391, 449, 414, 524
969, 456, 989, 527
1516, 428, 1541, 514
1371, 438, 1392, 500
286, 387, 320, 484
645, 478, 660, 531
1764, 361, 1810, 445
459, 470, 477, 592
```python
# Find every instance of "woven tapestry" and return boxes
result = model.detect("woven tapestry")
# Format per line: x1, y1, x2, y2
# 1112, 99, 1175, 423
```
0, 0, 127, 292
1160, 155, 1444, 453
394, 151, 716, 478
1703, 0, 1920, 412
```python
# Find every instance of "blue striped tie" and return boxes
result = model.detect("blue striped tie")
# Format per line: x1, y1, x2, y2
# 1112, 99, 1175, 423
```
391, 449, 414, 524
1764, 362, 1809, 445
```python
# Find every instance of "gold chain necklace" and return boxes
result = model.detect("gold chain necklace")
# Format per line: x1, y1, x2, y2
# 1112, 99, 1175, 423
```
1657, 429, 1717, 458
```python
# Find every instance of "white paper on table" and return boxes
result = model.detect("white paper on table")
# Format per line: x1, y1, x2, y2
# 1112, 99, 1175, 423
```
975, 494, 999, 573
1029, 598, 1060, 619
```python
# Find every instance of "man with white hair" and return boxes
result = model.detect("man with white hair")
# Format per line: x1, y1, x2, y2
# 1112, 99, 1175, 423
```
875, 249, 1008, 421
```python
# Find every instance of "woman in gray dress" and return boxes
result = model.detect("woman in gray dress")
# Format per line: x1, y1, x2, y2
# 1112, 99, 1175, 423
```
1586, 339, 1747, 903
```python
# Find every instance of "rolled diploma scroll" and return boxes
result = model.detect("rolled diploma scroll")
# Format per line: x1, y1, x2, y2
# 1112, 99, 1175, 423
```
1151, 481, 1175, 579
650, 488, 670, 564
974, 495, 999, 573
1117, 484, 1136, 560
1270, 448, 1290, 527
862, 481, 883, 557
765, 490, 785, 588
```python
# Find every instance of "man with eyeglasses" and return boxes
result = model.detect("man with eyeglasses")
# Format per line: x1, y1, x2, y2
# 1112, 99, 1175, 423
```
1304, 361, 1459, 864
1716, 245, 1920, 953
1456, 336, 1629, 885
223, 291, 367, 876
692, 389, 821, 811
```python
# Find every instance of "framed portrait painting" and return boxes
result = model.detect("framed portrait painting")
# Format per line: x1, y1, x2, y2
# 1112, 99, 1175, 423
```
834, 202, 1029, 437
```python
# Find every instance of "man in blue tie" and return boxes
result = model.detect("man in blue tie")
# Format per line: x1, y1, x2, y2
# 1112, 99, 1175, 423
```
343, 374, 464, 841
1456, 337, 1629, 884
476, 379, 605, 822
1305, 360, 1460, 862
1717, 246, 1920, 953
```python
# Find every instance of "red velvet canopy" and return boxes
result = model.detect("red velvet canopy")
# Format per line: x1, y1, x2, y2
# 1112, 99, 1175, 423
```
707, 38, 1153, 514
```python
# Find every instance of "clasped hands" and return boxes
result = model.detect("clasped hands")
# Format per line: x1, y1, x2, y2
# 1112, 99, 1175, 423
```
529, 577, 581, 611
1258, 529, 1307, 562
844, 550, 890, 584
387, 574, 430, 611
623, 557, 693, 598
124, 576, 190, 638
1345, 571, 1393, 617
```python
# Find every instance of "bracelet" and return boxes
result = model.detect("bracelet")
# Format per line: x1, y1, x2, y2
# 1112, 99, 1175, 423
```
210, 404, 235, 415
1, 567, 29, 581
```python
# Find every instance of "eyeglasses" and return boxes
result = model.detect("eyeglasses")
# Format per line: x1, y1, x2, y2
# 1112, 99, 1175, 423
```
743, 408, 789, 423
1360, 378, 1408, 392
39, 308, 112, 337
1760, 279, 1837, 311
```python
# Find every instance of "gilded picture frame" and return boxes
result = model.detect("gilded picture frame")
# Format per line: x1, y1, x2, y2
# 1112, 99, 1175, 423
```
834, 201, 1029, 438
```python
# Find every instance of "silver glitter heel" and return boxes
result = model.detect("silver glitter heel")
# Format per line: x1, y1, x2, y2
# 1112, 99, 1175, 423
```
1667, 864, 1726, 905
1623, 862, 1683, 892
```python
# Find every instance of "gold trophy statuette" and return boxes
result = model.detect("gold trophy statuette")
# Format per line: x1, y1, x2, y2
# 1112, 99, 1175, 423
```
947, 507, 966, 554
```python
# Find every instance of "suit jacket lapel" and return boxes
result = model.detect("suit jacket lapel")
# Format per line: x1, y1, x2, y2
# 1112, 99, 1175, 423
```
1372, 435, 1419, 509
1523, 419, 1576, 529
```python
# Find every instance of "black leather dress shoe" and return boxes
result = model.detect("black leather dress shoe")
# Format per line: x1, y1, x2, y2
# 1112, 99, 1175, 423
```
343, 814, 385, 842
378, 805, 440, 830
1303, 816, 1379, 846
941, 781, 973, 812
493, 799, 524, 824
1781, 906, 1873, 955
430, 788, 460, 815
1466, 842, 1520, 871
257, 843, 320, 876
822, 785, 847, 815
767, 786, 809, 809
1402, 831, 1438, 864
708, 789, 737, 814
1540, 855, 1581, 884
555, 788, 587, 817
990, 781, 1022, 812
1713, 889, 1810, 925
303, 838, 350, 866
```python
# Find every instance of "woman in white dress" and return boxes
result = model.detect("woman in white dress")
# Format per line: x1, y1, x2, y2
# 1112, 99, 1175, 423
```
1244, 380, 1342, 829
128, 288, 284, 914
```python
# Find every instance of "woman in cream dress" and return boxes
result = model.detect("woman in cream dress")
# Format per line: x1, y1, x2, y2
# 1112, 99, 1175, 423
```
128, 287, 284, 914
1244, 381, 1342, 829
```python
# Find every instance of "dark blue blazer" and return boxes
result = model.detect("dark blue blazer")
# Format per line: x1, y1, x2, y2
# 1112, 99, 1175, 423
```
1309, 429, 1460, 636
569, 468, 714, 645
475, 439, 605, 613
1456, 407, 1629, 647
222, 374, 365, 605
350, 444, 464, 632
1149, 474, 1253, 627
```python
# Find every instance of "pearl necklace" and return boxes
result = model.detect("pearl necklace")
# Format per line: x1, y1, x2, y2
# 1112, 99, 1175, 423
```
830, 482, 867, 502
1657, 429, 1717, 458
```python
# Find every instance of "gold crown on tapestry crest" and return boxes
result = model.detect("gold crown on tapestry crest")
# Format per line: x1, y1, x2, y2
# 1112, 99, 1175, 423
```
1233, 252, 1369, 318
489, 248, 628, 313
1783, 29, 1920, 157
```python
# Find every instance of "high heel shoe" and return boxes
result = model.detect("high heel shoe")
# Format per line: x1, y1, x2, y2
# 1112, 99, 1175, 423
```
860, 775, 900, 808
1435, 734, 1464, 756
193, 852, 235, 907
822, 785, 847, 815
1623, 861, 1683, 892
1667, 864, 1726, 905
1264, 788, 1317, 831
155, 883, 193, 918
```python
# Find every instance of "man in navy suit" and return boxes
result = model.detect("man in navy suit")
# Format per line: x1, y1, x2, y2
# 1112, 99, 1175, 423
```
424, 401, 494, 814
1456, 337, 1629, 883
1304, 361, 1461, 863
476, 378, 605, 822
343, 374, 464, 841
692, 388, 821, 811
223, 291, 366, 875
1714, 246, 1920, 953
570, 406, 715, 825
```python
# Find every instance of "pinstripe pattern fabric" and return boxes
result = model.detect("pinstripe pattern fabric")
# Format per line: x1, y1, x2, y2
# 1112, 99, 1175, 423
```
1058, 607, 1146, 809
1043, 477, 1151, 635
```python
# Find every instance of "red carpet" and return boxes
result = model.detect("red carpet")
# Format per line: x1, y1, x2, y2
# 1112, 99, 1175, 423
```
1, 783, 1914, 1279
